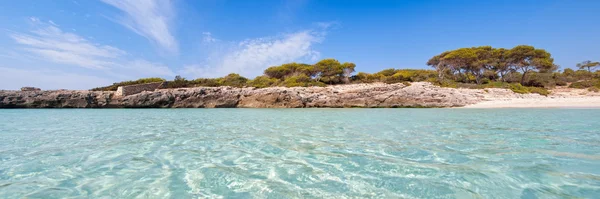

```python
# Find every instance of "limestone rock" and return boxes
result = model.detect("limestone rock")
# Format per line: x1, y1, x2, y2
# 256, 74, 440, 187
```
0, 82, 502, 108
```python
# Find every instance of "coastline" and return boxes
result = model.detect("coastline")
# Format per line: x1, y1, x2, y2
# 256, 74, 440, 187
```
462, 87, 600, 108
2, 82, 600, 108
462, 97, 600, 108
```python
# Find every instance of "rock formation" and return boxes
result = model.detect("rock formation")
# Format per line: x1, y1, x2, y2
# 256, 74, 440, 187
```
0, 82, 513, 108
20, 87, 41, 91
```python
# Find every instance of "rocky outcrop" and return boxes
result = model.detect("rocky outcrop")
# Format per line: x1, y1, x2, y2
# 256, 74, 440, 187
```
20, 87, 41, 91
0, 82, 492, 108
115, 82, 164, 97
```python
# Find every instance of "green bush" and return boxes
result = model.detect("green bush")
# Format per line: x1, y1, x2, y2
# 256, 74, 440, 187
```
524, 72, 552, 87
374, 68, 397, 77
281, 74, 325, 87
248, 76, 279, 88
435, 79, 458, 88
91, 77, 165, 91
569, 80, 596, 88
192, 78, 220, 87
528, 87, 550, 96
508, 83, 549, 96
218, 73, 248, 87
164, 80, 190, 88
588, 87, 599, 92
352, 72, 382, 83
509, 84, 529, 94
574, 70, 594, 80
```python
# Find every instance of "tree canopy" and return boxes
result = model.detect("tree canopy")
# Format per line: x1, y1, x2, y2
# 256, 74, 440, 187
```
91, 47, 600, 95
577, 60, 600, 72
428, 45, 556, 85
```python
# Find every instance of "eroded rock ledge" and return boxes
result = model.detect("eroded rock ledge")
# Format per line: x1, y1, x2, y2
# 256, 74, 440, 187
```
0, 82, 496, 108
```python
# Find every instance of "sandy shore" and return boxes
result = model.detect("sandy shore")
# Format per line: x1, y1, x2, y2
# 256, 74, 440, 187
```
463, 97, 600, 108
463, 87, 600, 108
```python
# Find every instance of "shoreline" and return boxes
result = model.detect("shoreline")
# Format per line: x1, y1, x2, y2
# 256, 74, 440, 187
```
461, 97, 600, 108
462, 87, 600, 108
2, 82, 600, 108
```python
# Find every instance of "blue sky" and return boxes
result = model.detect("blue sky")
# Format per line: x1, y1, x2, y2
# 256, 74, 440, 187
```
0, 0, 599, 89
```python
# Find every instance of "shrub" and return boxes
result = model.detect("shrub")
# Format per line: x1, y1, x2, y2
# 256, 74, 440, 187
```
528, 87, 550, 96
435, 79, 458, 88
352, 72, 381, 83
574, 70, 594, 80
524, 72, 552, 87
509, 84, 530, 94
382, 73, 404, 83
164, 79, 191, 88
248, 76, 279, 88
562, 68, 575, 76
569, 80, 596, 89
91, 77, 165, 91
192, 78, 220, 87
218, 73, 248, 87
508, 83, 550, 96
281, 74, 325, 87
374, 68, 397, 77
555, 80, 568, 86
393, 69, 437, 82
588, 87, 599, 92
480, 78, 491, 84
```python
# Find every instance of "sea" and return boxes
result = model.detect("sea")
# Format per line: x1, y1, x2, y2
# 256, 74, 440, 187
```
0, 109, 599, 198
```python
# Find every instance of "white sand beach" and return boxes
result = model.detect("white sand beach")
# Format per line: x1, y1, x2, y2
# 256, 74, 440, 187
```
463, 87, 600, 108
463, 97, 600, 108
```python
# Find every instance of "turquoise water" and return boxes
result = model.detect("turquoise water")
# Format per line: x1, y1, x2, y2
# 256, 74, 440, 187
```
0, 109, 599, 198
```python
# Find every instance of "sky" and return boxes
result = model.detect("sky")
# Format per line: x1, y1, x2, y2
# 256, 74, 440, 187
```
0, 0, 599, 90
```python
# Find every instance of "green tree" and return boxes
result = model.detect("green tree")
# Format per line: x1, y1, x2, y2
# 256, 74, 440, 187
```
313, 59, 356, 84
507, 45, 555, 85
217, 73, 248, 87
281, 74, 325, 87
341, 62, 356, 83
264, 63, 313, 79
247, 76, 279, 88
576, 60, 600, 72
442, 48, 481, 83
427, 51, 452, 80
491, 48, 511, 81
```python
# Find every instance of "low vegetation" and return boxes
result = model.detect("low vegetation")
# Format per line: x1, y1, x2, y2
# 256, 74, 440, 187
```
91, 78, 165, 91
90, 45, 600, 95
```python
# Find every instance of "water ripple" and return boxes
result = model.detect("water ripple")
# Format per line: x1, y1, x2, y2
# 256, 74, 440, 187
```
0, 109, 599, 198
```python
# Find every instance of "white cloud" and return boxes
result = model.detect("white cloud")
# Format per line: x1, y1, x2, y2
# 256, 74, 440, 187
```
48, 20, 58, 26
183, 30, 324, 78
0, 67, 113, 90
123, 59, 175, 77
10, 22, 126, 69
5, 18, 175, 89
202, 32, 217, 43
179, 64, 209, 78
101, 0, 178, 53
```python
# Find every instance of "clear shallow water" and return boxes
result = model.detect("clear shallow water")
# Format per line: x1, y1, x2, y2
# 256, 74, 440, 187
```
0, 109, 599, 198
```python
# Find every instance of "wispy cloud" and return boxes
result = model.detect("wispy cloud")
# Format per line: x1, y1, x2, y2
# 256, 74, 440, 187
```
4, 18, 175, 89
182, 29, 325, 78
123, 59, 175, 77
101, 0, 178, 53
10, 18, 126, 69
201, 32, 218, 43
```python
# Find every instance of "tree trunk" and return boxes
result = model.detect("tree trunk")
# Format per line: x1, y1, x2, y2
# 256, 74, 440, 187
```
473, 71, 481, 84
520, 70, 528, 85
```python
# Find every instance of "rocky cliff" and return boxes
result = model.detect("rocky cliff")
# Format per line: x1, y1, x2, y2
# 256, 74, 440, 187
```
0, 82, 489, 108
